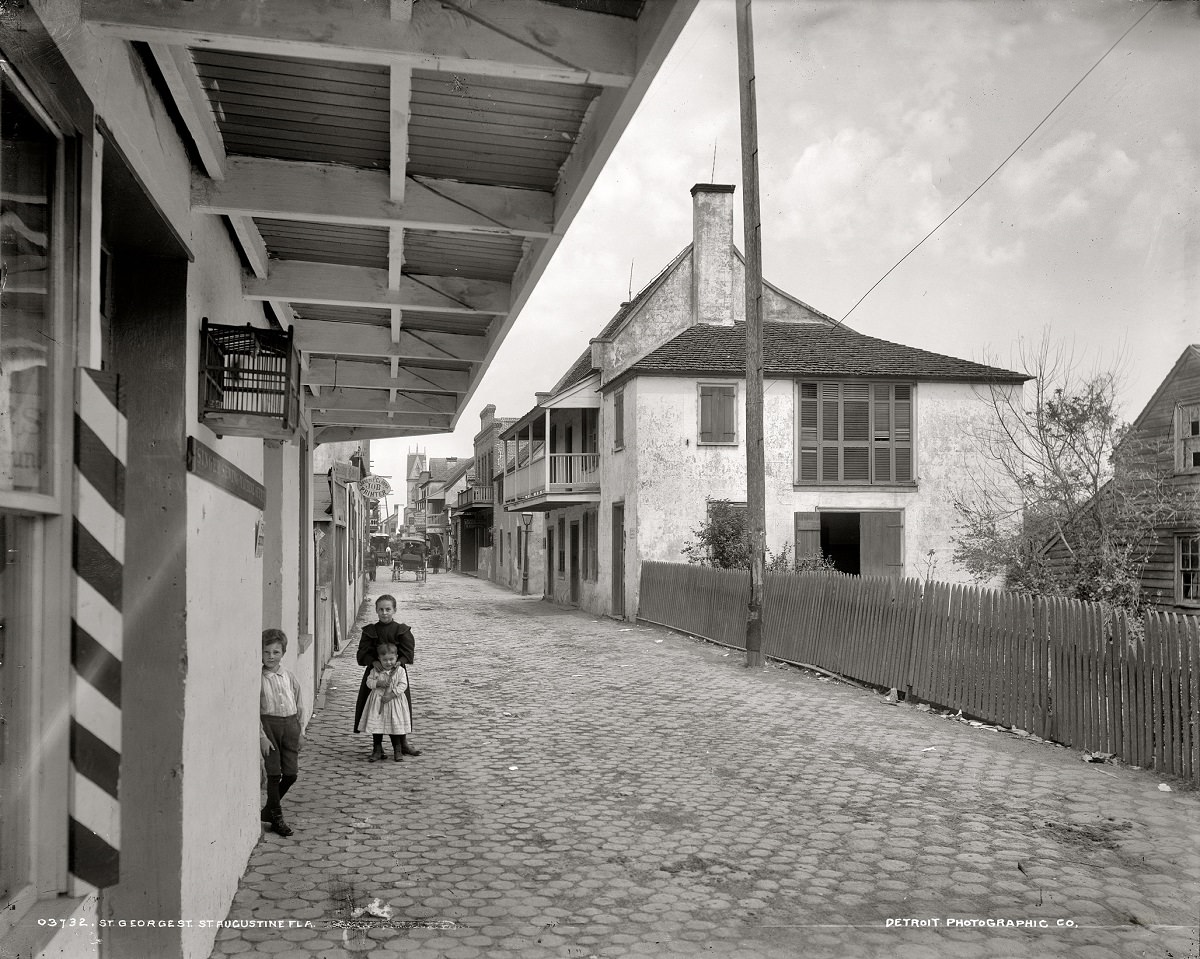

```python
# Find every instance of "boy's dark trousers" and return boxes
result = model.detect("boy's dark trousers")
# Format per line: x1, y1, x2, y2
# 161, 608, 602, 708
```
261, 713, 301, 826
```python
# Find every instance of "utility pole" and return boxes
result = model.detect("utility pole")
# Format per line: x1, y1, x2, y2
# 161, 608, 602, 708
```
736, 0, 766, 668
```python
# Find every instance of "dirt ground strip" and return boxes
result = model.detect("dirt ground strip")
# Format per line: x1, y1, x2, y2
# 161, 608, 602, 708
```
214, 573, 1200, 959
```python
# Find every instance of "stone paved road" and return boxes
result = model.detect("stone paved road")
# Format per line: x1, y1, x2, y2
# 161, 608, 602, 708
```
212, 574, 1200, 959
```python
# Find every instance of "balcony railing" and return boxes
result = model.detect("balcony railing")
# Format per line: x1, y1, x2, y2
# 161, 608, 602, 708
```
549, 452, 600, 486
457, 484, 494, 509
426, 511, 448, 529
506, 452, 600, 503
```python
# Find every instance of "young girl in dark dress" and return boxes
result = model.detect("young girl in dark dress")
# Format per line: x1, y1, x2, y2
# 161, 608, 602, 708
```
353, 594, 422, 758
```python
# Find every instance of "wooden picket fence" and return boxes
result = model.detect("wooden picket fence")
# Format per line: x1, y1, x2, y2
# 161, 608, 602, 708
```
638, 561, 1200, 785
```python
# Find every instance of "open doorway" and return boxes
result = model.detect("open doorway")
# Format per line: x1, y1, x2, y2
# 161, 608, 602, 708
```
820, 512, 861, 575
795, 510, 904, 578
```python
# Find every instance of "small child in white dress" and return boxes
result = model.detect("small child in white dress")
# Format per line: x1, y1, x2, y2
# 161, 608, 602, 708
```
364, 641, 412, 762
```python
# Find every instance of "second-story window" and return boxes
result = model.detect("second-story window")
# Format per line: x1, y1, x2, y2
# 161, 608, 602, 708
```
698, 383, 737, 445
796, 381, 914, 485
613, 389, 625, 450
1177, 403, 1200, 474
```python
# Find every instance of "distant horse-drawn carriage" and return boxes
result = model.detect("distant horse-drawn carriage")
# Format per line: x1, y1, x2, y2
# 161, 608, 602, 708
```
391, 535, 427, 582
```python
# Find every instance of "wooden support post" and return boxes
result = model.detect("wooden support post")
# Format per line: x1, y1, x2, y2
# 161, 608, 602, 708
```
737, 0, 766, 668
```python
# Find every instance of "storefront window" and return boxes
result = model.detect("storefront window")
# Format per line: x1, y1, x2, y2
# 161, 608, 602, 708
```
0, 72, 57, 495
0, 511, 35, 905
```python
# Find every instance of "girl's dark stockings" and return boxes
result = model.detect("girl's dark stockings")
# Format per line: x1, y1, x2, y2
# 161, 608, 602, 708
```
369, 734, 405, 762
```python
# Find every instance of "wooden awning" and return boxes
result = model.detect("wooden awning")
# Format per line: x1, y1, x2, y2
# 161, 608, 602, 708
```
82, 0, 698, 444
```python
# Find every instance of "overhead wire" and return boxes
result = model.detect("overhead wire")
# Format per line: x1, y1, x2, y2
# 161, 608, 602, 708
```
838, 0, 1162, 326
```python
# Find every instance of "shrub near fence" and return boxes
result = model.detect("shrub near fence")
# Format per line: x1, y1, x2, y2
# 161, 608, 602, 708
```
637, 560, 1200, 785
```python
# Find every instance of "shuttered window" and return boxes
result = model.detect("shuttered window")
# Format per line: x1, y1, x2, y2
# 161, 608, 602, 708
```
797, 381, 914, 485
699, 384, 737, 444
1178, 403, 1200, 474
613, 389, 625, 450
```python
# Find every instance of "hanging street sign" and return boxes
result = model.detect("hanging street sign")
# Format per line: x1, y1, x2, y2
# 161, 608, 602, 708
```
359, 475, 391, 500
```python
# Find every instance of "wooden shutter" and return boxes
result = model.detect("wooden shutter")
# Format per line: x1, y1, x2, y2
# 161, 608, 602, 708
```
614, 390, 624, 449
860, 510, 904, 577
794, 511, 820, 561
700, 385, 737, 443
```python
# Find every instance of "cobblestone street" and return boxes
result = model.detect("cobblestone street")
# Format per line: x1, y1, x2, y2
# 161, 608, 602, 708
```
212, 573, 1200, 959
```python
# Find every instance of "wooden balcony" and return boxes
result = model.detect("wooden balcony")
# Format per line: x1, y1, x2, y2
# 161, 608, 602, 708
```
457, 484, 494, 510
504, 452, 600, 511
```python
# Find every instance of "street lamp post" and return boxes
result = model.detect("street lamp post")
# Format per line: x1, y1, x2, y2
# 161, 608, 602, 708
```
521, 512, 533, 595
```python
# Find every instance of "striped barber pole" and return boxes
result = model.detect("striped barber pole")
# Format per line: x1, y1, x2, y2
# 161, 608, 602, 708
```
69, 369, 126, 893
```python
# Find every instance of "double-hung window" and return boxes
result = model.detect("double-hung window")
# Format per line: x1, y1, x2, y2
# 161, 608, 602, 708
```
1179, 534, 1200, 607
796, 381, 913, 485
1177, 403, 1200, 474
698, 383, 737, 445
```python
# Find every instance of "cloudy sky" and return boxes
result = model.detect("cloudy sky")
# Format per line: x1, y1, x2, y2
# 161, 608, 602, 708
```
371, 0, 1199, 486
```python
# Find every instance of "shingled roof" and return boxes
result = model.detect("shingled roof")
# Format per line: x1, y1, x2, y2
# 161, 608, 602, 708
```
600, 321, 1027, 391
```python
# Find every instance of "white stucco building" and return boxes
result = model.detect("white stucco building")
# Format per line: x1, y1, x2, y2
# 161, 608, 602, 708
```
501, 183, 1028, 620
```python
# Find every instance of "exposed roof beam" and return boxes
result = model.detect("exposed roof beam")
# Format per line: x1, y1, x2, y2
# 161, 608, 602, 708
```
227, 215, 269, 278
244, 260, 509, 314
454, 0, 700, 414
311, 410, 454, 430
292, 320, 488, 363
192, 158, 554, 238
305, 389, 456, 416
315, 425, 441, 445
303, 358, 468, 394
147, 43, 226, 179
82, 0, 636, 87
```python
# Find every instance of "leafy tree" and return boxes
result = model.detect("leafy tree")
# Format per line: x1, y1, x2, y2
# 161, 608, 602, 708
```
682, 500, 838, 573
952, 334, 1186, 614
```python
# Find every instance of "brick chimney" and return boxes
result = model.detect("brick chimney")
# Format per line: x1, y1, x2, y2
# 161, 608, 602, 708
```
690, 183, 736, 326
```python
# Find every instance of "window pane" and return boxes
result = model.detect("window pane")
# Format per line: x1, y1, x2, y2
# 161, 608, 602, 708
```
1182, 537, 1200, 601
1, 79, 56, 494
0, 512, 35, 903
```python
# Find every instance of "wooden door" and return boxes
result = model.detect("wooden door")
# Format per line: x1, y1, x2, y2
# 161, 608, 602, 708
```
570, 521, 580, 604
860, 510, 904, 578
612, 504, 625, 618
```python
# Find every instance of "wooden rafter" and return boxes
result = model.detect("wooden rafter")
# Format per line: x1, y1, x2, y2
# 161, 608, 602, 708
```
192, 159, 554, 238
310, 410, 454, 429
244, 261, 510, 314
147, 43, 226, 179
82, 0, 637, 87
305, 389, 456, 416
291, 320, 488, 363
315, 425, 440, 444
302, 359, 468, 394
